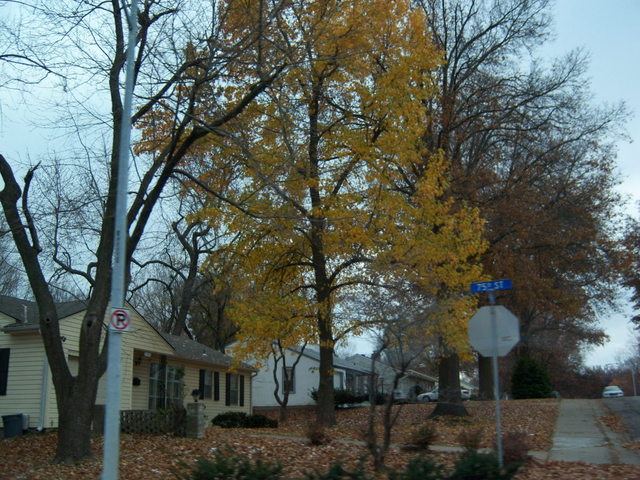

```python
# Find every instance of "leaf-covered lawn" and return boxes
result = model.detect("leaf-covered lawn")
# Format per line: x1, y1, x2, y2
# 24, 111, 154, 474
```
2, 400, 639, 479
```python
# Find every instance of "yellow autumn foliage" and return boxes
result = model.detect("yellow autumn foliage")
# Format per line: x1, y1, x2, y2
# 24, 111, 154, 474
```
140, 0, 487, 365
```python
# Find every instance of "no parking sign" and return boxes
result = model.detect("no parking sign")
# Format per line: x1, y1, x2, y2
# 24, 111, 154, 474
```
110, 308, 131, 332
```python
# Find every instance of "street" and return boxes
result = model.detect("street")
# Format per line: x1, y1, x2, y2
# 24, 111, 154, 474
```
604, 396, 640, 442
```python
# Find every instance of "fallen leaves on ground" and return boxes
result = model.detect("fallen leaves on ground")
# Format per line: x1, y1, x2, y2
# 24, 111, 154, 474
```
258, 398, 558, 451
599, 414, 628, 435
1, 400, 639, 479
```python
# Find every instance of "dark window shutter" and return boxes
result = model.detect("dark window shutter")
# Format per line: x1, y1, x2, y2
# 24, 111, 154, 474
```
0, 349, 9, 396
214, 371, 220, 401
198, 370, 205, 400
225, 373, 231, 406
239, 375, 245, 407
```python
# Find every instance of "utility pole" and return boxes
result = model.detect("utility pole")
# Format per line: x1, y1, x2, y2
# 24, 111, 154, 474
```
101, 1, 138, 479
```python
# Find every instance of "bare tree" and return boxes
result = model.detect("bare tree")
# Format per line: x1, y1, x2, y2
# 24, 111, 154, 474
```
130, 191, 223, 334
128, 182, 242, 350
623, 215, 640, 325
0, 2, 65, 88
0, 0, 287, 463
0, 219, 22, 296
364, 307, 430, 472
269, 341, 307, 423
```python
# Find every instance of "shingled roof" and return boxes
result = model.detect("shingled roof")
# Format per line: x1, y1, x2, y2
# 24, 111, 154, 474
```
289, 345, 370, 373
1, 295, 252, 370
159, 331, 255, 371
0, 295, 88, 332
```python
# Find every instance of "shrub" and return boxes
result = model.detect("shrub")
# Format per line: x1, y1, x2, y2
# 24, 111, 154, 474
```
304, 461, 373, 480
449, 451, 520, 480
310, 389, 367, 407
511, 356, 553, 399
306, 422, 331, 446
335, 389, 367, 406
502, 431, 530, 465
389, 457, 442, 480
211, 412, 278, 429
174, 446, 282, 480
242, 414, 278, 429
403, 424, 438, 452
457, 427, 484, 454
211, 412, 248, 428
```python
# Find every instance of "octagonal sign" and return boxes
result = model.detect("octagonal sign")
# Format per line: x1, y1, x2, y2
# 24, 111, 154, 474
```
468, 306, 520, 357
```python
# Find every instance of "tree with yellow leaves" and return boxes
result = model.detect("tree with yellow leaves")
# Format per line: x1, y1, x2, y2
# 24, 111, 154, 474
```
193, 0, 485, 425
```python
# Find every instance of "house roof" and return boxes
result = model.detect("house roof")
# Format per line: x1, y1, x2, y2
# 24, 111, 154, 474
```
0, 295, 36, 323
0, 295, 88, 332
344, 354, 438, 382
343, 353, 378, 372
158, 331, 255, 372
1, 295, 250, 371
290, 345, 371, 374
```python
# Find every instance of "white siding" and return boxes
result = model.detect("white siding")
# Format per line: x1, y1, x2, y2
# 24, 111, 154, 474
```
252, 350, 346, 407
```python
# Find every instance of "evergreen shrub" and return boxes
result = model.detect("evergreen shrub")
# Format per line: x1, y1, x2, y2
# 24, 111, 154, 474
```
511, 356, 553, 399
211, 412, 278, 428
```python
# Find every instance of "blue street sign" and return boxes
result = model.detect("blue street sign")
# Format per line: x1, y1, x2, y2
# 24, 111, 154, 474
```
470, 279, 512, 293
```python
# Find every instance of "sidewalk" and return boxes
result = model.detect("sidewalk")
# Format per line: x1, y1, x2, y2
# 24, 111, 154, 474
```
547, 398, 640, 465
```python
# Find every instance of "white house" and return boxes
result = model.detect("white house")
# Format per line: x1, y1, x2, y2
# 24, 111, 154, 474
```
0, 295, 254, 430
343, 354, 437, 401
252, 346, 370, 408
251, 347, 439, 407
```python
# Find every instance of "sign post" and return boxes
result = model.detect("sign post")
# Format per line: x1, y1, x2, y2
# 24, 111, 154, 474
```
469, 280, 518, 468
101, 2, 138, 479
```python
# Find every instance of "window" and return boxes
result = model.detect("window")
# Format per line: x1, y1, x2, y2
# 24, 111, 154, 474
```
0, 349, 9, 396
166, 365, 184, 407
228, 373, 239, 405
148, 362, 165, 409
282, 366, 295, 394
148, 362, 184, 409
225, 373, 244, 406
199, 370, 212, 400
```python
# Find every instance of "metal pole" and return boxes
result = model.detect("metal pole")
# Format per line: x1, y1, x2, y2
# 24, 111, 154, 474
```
489, 292, 504, 468
101, 1, 138, 479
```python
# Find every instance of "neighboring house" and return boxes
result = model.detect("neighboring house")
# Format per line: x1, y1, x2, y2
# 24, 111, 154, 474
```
252, 346, 370, 408
343, 354, 437, 401
0, 295, 253, 430
251, 346, 438, 407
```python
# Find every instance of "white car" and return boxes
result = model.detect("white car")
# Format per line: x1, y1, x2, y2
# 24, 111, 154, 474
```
417, 388, 471, 402
602, 385, 624, 398
392, 389, 408, 404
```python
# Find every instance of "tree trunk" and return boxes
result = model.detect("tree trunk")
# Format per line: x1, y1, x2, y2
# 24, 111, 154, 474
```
478, 355, 494, 400
278, 402, 288, 423
316, 340, 336, 426
54, 385, 98, 463
49, 302, 106, 463
430, 352, 468, 417
315, 293, 335, 426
